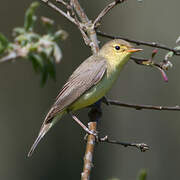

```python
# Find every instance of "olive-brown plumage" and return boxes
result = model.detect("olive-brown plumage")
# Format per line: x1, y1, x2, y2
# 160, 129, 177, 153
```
28, 39, 142, 156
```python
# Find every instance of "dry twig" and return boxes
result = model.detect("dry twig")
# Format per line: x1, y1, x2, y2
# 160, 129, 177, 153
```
99, 136, 149, 152
103, 98, 180, 111
97, 31, 180, 55
41, 0, 77, 25
93, 0, 127, 28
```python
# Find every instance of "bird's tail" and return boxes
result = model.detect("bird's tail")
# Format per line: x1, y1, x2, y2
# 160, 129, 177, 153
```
28, 111, 65, 157
28, 123, 52, 157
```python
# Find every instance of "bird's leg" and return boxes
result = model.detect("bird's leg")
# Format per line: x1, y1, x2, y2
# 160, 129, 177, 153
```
101, 96, 110, 105
69, 113, 98, 137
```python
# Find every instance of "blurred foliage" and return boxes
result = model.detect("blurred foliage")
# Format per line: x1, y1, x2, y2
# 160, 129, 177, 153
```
137, 169, 147, 180
0, 2, 68, 86
107, 178, 120, 180
106, 169, 147, 180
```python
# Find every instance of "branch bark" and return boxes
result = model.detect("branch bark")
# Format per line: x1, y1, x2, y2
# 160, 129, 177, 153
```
97, 31, 180, 55
104, 99, 180, 111
93, 0, 127, 28
99, 136, 149, 152
41, 0, 77, 25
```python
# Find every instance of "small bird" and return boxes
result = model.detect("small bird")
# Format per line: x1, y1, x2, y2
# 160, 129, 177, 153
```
28, 39, 142, 156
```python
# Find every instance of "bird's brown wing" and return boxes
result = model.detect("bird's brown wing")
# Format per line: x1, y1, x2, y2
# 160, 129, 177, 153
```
45, 55, 107, 123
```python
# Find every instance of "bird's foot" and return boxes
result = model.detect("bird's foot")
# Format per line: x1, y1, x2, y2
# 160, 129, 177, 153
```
101, 96, 110, 105
84, 130, 99, 141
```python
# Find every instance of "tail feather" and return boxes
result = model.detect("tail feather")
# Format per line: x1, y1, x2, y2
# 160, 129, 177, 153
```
28, 123, 52, 157
28, 110, 66, 157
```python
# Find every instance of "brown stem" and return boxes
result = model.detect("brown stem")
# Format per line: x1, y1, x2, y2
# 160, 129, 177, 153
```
93, 0, 127, 28
71, 0, 89, 23
104, 99, 180, 111
81, 122, 96, 180
99, 136, 149, 152
71, 0, 99, 53
41, 0, 77, 25
97, 31, 180, 55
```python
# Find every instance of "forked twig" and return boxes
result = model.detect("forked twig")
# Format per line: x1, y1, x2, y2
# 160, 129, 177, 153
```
93, 0, 127, 28
41, 0, 77, 25
99, 136, 149, 152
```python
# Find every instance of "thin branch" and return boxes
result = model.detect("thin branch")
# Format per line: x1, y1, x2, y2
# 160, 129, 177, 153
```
97, 31, 180, 55
70, 0, 89, 24
81, 122, 97, 180
41, 0, 77, 25
93, 0, 127, 28
56, 0, 69, 8
99, 136, 149, 152
104, 99, 180, 111
71, 0, 99, 53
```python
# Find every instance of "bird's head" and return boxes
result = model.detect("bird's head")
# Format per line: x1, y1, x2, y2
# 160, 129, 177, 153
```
98, 39, 142, 66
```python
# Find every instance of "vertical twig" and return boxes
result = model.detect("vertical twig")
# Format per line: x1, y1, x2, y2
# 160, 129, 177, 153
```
81, 123, 96, 180
81, 103, 102, 180
70, 1, 100, 180
71, 0, 99, 53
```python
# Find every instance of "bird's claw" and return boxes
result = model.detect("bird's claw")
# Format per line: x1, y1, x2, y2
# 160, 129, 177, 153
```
84, 130, 99, 141
102, 96, 110, 105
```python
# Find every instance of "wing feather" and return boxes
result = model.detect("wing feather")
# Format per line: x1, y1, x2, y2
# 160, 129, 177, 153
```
45, 55, 107, 123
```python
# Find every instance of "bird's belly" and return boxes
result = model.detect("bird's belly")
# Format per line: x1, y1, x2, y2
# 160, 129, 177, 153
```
69, 73, 118, 111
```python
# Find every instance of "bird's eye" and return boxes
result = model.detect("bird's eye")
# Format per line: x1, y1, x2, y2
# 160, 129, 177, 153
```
115, 45, 120, 50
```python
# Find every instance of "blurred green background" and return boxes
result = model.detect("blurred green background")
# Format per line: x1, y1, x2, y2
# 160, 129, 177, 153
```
0, 0, 180, 179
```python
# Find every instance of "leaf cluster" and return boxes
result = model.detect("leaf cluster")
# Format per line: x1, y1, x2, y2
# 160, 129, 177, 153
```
0, 2, 68, 86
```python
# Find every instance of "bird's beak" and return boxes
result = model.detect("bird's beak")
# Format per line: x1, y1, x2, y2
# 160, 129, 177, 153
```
127, 48, 143, 53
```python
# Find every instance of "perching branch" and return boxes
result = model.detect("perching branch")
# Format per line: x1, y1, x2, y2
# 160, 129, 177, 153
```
103, 98, 180, 111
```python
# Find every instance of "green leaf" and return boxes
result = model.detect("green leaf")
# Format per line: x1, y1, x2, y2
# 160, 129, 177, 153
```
53, 30, 68, 41
53, 43, 62, 63
28, 53, 44, 72
15, 32, 39, 46
24, 2, 39, 31
41, 67, 48, 87
137, 169, 147, 180
176, 36, 180, 44
165, 51, 174, 60
41, 16, 54, 33
0, 33, 9, 54
47, 58, 56, 80
13, 27, 26, 36
174, 46, 180, 51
